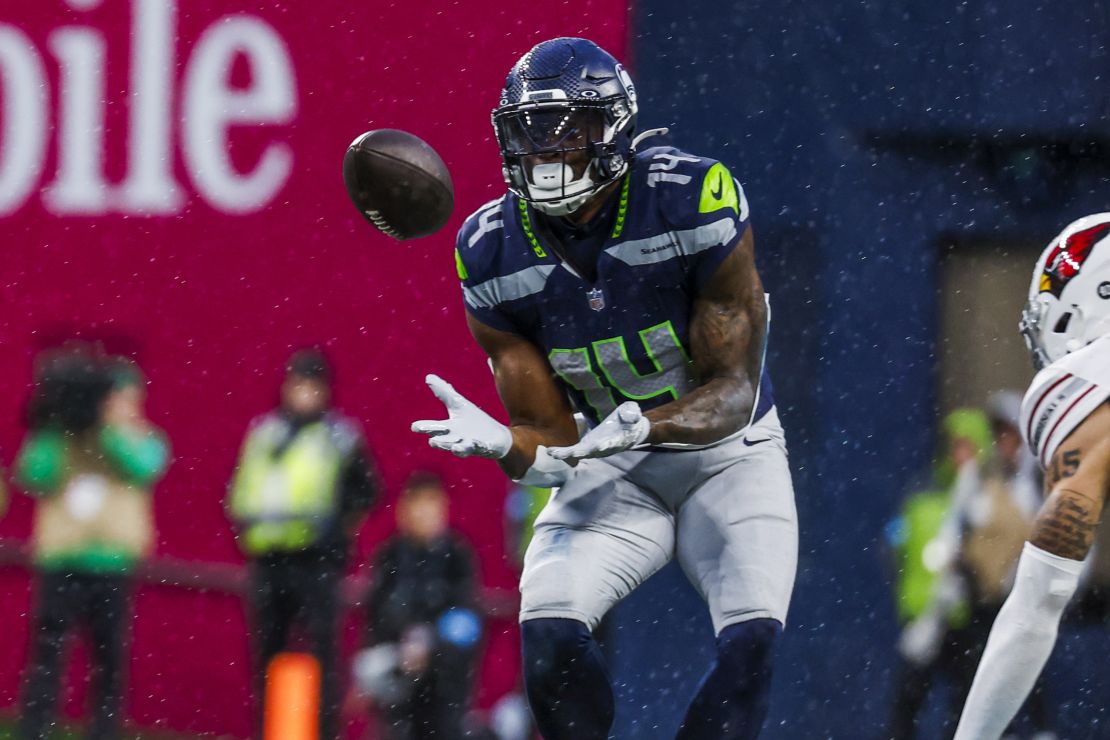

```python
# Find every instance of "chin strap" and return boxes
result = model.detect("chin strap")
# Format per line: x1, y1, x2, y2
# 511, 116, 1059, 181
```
531, 190, 595, 217
631, 127, 669, 151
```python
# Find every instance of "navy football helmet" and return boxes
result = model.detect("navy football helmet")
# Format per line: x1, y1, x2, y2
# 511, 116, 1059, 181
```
493, 38, 638, 216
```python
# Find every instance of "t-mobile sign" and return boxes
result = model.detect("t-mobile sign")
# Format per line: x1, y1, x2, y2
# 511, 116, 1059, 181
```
0, 1, 627, 735
0, 0, 296, 215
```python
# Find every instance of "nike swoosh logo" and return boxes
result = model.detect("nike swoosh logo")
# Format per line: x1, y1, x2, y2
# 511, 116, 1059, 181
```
742, 437, 770, 447
710, 173, 723, 200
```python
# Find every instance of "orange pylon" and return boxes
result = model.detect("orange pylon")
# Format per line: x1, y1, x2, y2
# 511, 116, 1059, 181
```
264, 652, 321, 740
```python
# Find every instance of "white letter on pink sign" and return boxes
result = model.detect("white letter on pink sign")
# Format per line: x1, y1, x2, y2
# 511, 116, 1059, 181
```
44, 28, 109, 213
119, 0, 183, 213
0, 25, 47, 217
183, 16, 297, 214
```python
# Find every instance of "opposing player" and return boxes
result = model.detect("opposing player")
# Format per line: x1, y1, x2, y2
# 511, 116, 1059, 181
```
955, 214, 1110, 739
412, 38, 798, 739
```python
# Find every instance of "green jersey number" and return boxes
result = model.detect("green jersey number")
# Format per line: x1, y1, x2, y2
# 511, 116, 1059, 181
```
548, 321, 695, 419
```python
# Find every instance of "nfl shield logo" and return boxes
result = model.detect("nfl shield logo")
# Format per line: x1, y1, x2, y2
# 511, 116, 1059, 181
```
587, 287, 605, 311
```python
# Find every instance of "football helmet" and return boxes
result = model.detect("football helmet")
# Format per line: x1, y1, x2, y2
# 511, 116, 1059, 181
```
493, 38, 638, 216
1019, 213, 1110, 369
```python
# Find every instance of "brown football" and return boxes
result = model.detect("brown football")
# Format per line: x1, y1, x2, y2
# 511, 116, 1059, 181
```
342, 129, 454, 240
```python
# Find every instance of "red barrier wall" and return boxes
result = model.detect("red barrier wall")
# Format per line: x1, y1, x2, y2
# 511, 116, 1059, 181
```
0, 2, 628, 735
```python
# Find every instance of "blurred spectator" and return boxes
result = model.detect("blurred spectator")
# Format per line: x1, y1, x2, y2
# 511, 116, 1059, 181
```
960, 392, 1040, 606
886, 400, 1059, 739
956, 392, 1056, 738
885, 408, 991, 739
353, 472, 480, 740
13, 347, 169, 740
226, 348, 378, 740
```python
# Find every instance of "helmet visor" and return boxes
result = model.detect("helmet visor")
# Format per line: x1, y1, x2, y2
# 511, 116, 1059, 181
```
492, 98, 633, 212
495, 104, 608, 156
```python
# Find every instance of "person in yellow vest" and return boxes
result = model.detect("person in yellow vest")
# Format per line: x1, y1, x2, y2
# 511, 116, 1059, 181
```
12, 348, 169, 740
227, 348, 378, 740
885, 408, 991, 739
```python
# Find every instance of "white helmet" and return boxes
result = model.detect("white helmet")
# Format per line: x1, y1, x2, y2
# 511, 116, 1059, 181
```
1020, 213, 1110, 369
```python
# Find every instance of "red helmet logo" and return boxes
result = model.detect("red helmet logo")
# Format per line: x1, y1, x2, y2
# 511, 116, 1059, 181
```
1039, 221, 1110, 297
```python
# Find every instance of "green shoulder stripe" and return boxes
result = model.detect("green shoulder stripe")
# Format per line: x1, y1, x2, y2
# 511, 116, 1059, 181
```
698, 162, 739, 215
454, 248, 469, 281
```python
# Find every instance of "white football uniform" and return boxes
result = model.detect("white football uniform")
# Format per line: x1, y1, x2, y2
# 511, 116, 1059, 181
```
1020, 333, 1110, 468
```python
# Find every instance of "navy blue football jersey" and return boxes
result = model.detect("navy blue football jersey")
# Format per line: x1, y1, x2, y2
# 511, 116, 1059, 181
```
455, 146, 774, 429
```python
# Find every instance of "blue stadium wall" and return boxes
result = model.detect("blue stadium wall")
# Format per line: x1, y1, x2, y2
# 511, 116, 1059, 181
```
613, 2, 1110, 737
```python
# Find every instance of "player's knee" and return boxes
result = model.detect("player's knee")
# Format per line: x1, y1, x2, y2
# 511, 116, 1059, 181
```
521, 617, 592, 684
715, 618, 782, 690
519, 555, 604, 628
519, 559, 566, 611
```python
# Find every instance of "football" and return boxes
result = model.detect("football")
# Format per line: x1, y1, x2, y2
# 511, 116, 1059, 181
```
342, 129, 455, 240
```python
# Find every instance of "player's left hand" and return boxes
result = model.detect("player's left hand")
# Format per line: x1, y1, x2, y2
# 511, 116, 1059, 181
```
549, 401, 650, 463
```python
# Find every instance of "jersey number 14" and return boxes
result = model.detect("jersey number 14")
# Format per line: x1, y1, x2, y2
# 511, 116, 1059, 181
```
548, 321, 696, 419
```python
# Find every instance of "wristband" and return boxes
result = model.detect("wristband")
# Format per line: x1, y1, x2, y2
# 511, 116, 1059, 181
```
514, 445, 573, 488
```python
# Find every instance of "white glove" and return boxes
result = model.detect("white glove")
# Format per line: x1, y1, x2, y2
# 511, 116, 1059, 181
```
411, 374, 512, 459
548, 402, 650, 463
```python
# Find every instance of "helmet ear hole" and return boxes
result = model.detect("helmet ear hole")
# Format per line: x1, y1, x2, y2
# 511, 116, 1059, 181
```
1053, 313, 1072, 333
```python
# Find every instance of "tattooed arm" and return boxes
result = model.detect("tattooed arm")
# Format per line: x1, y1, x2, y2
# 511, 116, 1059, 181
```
1031, 403, 1110, 560
643, 226, 767, 446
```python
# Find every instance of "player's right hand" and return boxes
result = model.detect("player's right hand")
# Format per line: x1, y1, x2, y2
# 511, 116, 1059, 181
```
411, 374, 512, 459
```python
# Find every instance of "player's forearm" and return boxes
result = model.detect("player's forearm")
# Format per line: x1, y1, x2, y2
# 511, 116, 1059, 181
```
953, 543, 1081, 740
643, 375, 755, 446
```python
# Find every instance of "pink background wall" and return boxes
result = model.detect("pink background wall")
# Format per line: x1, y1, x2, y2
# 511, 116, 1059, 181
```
0, 1, 628, 735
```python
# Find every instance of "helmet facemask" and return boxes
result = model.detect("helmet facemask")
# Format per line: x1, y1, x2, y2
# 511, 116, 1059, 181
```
1019, 297, 1054, 371
493, 96, 634, 217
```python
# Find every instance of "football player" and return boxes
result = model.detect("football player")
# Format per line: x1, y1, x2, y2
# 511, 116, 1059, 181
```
955, 214, 1110, 739
412, 38, 798, 739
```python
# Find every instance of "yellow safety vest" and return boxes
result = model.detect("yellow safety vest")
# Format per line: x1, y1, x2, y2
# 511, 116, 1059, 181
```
227, 416, 349, 555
